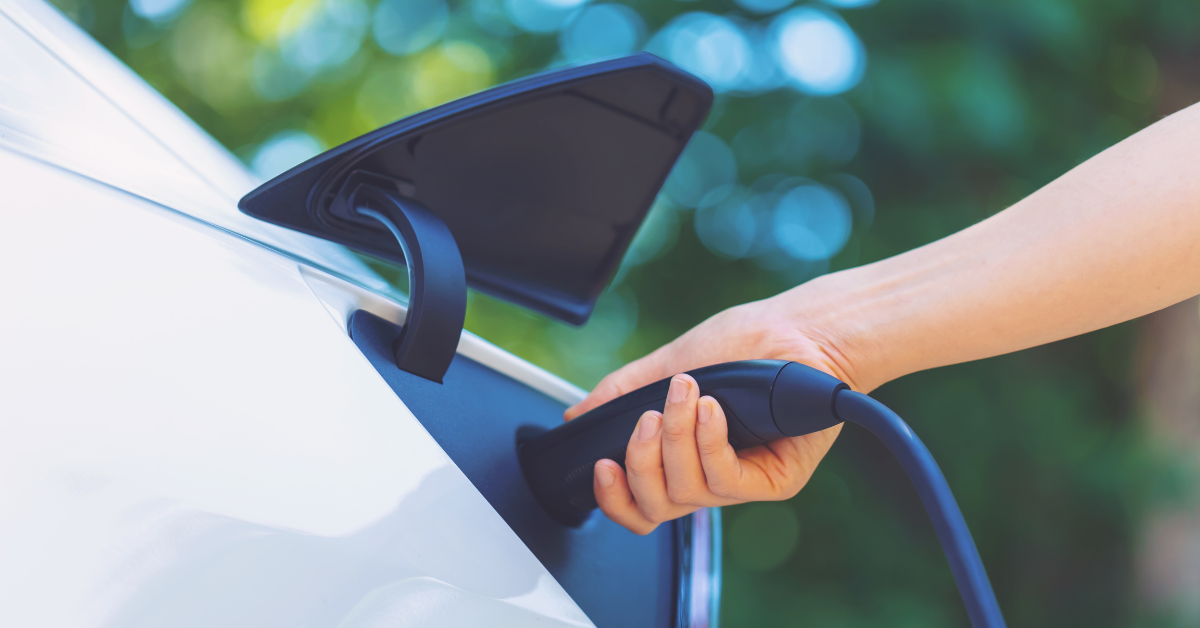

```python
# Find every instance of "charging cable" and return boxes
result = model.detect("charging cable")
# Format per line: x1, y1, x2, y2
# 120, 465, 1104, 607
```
834, 389, 1006, 628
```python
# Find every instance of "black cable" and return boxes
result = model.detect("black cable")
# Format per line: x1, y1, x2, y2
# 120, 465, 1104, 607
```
833, 389, 1006, 628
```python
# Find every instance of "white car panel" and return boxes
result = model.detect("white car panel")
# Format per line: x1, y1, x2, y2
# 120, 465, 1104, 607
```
0, 147, 592, 627
0, 0, 387, 292
0, 0, 261, 202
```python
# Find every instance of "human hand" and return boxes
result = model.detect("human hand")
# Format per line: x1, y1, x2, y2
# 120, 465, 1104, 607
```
565, 290, 869, 534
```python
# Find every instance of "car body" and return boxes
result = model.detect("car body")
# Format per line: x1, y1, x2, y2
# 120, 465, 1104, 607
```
0, 0, 719, 626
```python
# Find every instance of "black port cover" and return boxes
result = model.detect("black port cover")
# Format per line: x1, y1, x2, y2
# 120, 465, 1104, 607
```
238, 53, 712, 325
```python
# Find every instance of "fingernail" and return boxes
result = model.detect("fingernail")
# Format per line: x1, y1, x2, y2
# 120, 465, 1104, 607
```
698, 399, 713, 424
595, 463, 615, 488
667, 377, 690, 403
637, 412, 661, 441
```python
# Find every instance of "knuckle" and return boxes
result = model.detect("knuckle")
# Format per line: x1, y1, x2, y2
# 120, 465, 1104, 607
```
697, 439, 725, 457
625, 456, 659, 477
708, 477, 736, 498
661, 422, 689, 443
667, 486, 697, 504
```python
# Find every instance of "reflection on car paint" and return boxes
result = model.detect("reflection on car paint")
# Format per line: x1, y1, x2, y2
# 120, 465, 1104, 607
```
0, 150, 591, 626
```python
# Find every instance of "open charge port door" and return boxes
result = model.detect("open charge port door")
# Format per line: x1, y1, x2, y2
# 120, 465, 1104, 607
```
238, 53, 718, 627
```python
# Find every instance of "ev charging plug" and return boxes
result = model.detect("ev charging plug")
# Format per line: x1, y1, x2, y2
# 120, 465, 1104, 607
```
520, 359, 1006, 628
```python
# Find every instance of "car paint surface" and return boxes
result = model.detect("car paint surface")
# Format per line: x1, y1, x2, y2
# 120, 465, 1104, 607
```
0, 1, 597, 626
0, 0, 384, 289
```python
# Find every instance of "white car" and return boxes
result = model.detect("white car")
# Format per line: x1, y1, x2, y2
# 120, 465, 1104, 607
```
0, 0, 720, 626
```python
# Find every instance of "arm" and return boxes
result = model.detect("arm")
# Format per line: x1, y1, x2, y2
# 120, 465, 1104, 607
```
573, 101, 1200, 534
803, 101, 1200, 392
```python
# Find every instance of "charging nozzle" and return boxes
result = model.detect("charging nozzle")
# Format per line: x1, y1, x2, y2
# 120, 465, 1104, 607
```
519, 360, 844, 525
519, 359, 1006, 628
770, 361, 848, 437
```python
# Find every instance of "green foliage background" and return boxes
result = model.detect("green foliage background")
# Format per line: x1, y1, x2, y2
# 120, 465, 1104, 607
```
50, 0, 1200, 624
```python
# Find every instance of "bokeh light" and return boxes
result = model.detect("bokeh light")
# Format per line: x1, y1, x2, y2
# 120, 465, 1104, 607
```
826, 172, 874, 228
128, 0, 191, 23
373, 0, 448, 55
731, 23, 787, 94
662, 130, 737, 209
410, 42, 495, 109
252, 47, 312, 100
242, 0, 310, 42
471, 0, 517, 37
694, 186, 760, 259
170, 6, 256, 111
279, 0, 368, 71
356, 62, 414, 127
733, 0, 793, 17
648, 13, 753, 93
771, 7, 865, 95
559, 4, 645, 62
504, 0, 583, 34
821, 0, 877, 8
694, 176, 854, 264
250, 129, 323, 180
771, 183, 852, 261
123, 5, 163, 49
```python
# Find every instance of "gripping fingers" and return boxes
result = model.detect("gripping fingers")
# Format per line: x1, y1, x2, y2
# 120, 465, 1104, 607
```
593, 459, 657, 535
624, 410, 697, 524
695, 395, 749, 499
660, 375, 715, 505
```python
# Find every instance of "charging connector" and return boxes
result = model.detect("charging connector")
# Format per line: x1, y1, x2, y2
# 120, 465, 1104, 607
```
521, 360, 1008, 628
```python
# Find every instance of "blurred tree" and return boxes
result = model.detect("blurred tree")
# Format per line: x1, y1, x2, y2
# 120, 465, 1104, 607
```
48, 0, 1200, 624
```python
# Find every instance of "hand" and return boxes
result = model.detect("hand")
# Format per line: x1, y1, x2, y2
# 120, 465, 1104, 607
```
565, 291, 867, 534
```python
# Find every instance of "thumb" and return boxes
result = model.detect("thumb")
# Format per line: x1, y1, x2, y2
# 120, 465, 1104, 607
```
564, 350, 668, 421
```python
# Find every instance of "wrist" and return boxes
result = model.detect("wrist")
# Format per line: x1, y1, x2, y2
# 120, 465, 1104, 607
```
768, 269, 907, 393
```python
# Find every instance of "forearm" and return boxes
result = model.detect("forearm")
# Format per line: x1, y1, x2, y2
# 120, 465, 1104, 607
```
789, 102, 1200, 392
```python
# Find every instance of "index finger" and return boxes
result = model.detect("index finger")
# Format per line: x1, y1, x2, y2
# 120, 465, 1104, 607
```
659, 374, 710, 505
565, 350, 667, 420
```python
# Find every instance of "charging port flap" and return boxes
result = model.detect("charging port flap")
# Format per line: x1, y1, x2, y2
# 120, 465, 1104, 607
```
238, 53, 712, 327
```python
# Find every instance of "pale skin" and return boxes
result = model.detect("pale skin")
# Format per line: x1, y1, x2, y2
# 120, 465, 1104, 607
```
565, 101, 1200, 535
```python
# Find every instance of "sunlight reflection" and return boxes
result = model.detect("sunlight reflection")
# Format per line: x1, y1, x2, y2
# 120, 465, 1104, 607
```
771, 7, 864, 95
648, 13, 753, 92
